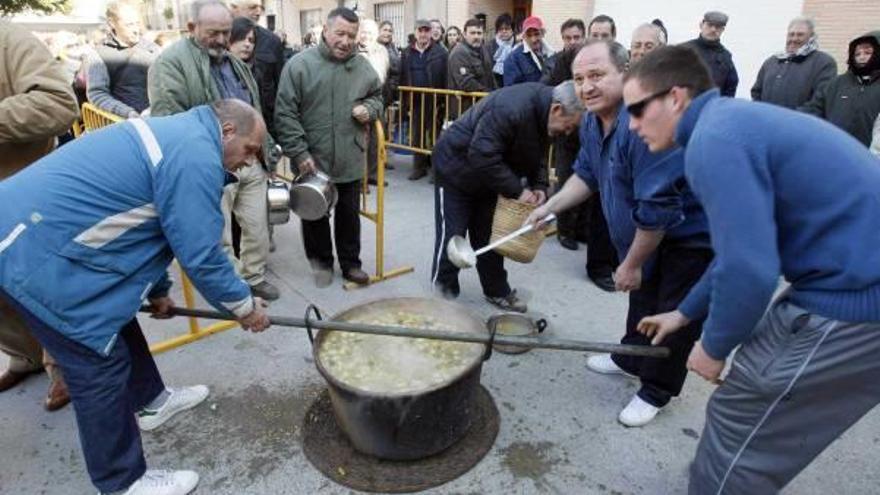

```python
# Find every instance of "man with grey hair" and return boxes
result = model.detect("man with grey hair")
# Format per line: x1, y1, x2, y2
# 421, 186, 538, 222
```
752, 16, 837, 109
430, 81, 583, 313
148, 0, 281, 301
526, 41, 712, 427
630, 22, 666, 63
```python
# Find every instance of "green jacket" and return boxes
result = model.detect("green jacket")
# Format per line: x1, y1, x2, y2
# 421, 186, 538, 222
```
147, 37, 276, 165
275, 40, 383, 183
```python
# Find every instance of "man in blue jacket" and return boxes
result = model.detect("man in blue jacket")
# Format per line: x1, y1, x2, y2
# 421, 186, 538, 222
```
627, 46, 880, 494
503, 15, 553, 86
527, 40, 712, 427
0, 99, 271, 495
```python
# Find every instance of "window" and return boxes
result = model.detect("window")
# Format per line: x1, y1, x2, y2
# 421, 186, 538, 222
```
374, 2, 405, 49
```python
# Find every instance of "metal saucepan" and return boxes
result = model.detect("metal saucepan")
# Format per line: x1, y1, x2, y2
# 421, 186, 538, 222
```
289, 171, 338, 221
447, 213, 556, 269
266, 179, 291, 225
488, 312, 547, 355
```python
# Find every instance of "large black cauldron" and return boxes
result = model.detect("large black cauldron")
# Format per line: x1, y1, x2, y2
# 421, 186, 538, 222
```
313, 297, 489, 460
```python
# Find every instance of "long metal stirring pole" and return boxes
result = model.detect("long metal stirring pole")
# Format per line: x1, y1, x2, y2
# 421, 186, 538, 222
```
142, 306, 670, 358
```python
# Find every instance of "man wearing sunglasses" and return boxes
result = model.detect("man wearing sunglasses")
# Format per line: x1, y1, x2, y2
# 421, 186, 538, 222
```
626, 46, 880, 494
525, 40, 711, 427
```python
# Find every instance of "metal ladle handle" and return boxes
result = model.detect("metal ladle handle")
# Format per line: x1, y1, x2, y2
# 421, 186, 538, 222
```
473, 213, 557, 257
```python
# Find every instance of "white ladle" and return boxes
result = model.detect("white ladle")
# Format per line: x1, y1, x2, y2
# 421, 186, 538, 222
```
446, 214, 557, 269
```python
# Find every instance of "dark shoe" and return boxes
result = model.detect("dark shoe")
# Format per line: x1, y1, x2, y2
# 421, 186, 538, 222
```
589, 274, 616, 293
436, 285, 460, 300
343, 267, 370, 285
367, 177, 388, 187
408, 168, 428, 181
485, 289, 527, 313
250, 281, 280, 301
45, 375, 70, 412
0, 369, 39, 392
385, 163, 396, 170
558, 235, 579, 251
313, 267, 334, 288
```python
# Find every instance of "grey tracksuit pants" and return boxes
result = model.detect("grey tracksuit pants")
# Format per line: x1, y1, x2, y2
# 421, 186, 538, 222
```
690, 298, 880, 494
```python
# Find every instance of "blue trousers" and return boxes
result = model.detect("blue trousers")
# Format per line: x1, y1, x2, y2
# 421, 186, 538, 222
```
1, 290, 165, 492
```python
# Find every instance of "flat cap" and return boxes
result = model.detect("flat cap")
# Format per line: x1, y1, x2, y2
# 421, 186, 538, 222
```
703, 11, 728, 26
415, 19, 431, 29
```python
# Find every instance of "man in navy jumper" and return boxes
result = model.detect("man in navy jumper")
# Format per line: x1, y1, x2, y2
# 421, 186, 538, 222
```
627, 45, 880, 494
527, 40, 712, 427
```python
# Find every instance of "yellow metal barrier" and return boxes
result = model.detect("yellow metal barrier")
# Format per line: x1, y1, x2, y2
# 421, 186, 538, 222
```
81, 102, 123, 130
75, 103, 238, 354
343, 120, 415, 290
388, 86, 488, 156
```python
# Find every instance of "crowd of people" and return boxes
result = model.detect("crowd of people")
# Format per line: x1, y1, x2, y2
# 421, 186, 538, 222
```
1, 1, 879, 494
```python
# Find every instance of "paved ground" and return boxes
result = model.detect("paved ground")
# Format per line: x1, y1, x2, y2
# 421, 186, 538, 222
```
2, 154, 878, 495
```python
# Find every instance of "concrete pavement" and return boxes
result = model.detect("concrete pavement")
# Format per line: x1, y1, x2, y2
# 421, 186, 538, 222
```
1, 155, 878, 494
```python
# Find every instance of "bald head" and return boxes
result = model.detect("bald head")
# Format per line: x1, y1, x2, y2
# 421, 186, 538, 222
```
630, 23, 666, 62
212, 100, 266, 172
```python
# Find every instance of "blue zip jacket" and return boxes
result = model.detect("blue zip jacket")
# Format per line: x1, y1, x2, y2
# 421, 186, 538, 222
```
573, 105, 710, 261
502, 43, 547, 86
0, 106, 253, 356
677, 90, 880, 359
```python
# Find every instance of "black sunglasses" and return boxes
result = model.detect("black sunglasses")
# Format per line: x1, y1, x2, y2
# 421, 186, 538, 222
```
626, 88, 673, 118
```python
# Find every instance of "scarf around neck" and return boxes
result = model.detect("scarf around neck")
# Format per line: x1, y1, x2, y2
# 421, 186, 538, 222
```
776, 36, 819, 60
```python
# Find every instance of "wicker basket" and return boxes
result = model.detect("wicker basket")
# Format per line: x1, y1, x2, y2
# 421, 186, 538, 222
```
490, 196, 545, 263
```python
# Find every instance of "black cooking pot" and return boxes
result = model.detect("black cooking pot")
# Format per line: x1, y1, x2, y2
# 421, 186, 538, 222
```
311, 297, 491, 460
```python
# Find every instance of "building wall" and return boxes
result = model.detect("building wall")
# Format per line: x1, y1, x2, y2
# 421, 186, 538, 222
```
530, 0, 592, 50
803, 0, 880, 71
591, 0, 803, 98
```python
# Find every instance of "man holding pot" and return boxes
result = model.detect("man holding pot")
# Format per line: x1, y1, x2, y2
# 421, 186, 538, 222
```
275, 7, 383, 288
431, 81, 584, 313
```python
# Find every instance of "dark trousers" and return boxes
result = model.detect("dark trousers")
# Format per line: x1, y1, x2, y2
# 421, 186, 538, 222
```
553, 133, 588, 241
1, 290, 164, 493
431, 183, 511, 298
585, 194, 618, 277
301, 179, 362, 272
611, 243, 713, 407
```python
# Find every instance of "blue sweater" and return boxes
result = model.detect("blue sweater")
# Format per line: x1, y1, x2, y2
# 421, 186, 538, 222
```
573, 105, 710, 261
677, 90, 880, 359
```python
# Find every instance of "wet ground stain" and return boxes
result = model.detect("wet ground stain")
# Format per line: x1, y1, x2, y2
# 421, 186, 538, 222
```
499, 440, 558, 482
144, 382, 324, 490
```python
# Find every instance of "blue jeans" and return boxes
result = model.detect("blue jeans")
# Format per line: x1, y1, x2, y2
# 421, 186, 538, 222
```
1, 290, 165, 493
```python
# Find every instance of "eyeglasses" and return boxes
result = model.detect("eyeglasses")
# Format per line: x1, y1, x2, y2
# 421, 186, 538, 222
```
625, 88, 672, 118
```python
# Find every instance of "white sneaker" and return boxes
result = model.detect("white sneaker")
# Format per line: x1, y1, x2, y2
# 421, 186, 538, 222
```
121, 470, 199, 495
618, 395, 661, 427
137, 386, 209, 432
586, 354, 635, 378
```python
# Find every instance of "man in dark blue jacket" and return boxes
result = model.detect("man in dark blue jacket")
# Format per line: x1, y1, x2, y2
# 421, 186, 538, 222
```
528, 41, 712, 427
683, 11, 738, 97
627, 46, 880, 494
503, 15, 552, 86
400, 19, 448, 180
431, 81, 583, 312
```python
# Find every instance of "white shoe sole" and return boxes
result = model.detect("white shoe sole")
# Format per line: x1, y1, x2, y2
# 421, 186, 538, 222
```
586, 357, 637, 379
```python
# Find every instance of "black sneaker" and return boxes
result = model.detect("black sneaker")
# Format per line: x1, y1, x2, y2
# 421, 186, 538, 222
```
485, 289, 527, 313
589, 274, 616, 293
558, 235, 579, 251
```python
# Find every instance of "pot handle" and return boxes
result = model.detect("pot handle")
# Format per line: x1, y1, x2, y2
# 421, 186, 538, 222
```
303, 304, 323, 348
483, 318, 500, 362
536, 318, 547, 334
